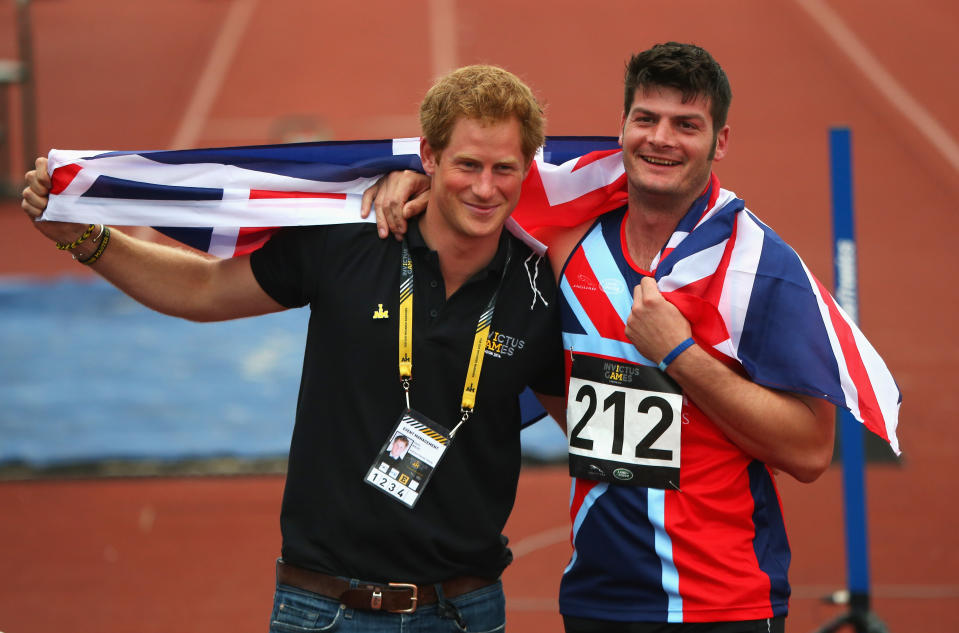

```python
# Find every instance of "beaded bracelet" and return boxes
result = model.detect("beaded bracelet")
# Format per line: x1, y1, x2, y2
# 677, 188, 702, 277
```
657, 337, 695, 372
69, 225, 104, 261
76, 226, 111, 265
70, 225, 103, 262
55, 223, 96, 251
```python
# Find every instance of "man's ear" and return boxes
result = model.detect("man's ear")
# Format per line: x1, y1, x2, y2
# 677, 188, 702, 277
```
712, 124, 730, 163
420, 137, 438, 176
618, 111, 626, 146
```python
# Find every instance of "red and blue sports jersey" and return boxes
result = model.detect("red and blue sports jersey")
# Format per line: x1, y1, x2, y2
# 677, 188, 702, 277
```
557, 197, 791, 622
555, 172, 902, 621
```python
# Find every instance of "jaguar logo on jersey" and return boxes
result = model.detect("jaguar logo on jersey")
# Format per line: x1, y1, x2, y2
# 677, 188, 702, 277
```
570, 273, 598, 292
587, 464, 606, 478
603, 361, 640, 384
485, 330, 526, 359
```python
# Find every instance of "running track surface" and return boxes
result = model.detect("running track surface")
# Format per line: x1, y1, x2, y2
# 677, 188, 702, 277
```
1, 1, 957, 631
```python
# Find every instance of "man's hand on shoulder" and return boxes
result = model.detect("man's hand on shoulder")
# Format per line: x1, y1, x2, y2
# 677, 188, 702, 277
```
360, 170, 431, 241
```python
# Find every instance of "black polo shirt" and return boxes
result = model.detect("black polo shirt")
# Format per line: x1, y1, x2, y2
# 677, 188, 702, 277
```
250, 218, 564, 583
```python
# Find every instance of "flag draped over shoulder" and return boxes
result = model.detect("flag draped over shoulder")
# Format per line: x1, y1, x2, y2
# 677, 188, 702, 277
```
566, 173, 901, 454
42, 137, 900, 454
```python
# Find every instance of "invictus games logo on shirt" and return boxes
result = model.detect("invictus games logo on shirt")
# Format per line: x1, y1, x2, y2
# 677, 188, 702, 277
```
603, 361, 640, 384
485, 331, 526, 359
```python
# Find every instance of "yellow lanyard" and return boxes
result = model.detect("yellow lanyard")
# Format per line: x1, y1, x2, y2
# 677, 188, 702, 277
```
398, 240, 511, 436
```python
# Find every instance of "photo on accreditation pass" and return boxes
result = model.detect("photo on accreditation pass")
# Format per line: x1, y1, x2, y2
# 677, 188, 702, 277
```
366, 413, 448, 508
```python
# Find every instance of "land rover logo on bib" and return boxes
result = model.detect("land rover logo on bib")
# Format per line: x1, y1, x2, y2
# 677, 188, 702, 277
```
601, 278, 626, 295
613, 468, 634, 481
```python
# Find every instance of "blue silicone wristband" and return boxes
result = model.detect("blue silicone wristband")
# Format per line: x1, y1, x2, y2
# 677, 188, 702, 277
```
657, 337, 695, 372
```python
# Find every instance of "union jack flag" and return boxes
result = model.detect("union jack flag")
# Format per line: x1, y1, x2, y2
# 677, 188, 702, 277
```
43, 137, 623, 256
42, 137, 900, 453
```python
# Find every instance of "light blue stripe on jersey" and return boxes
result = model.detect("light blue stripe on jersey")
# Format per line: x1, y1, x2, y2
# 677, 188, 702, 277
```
561, 215, 681, 616
579, 226, 636, 317
564, 480, 609, 574
559, 274, 652, 365
560, 219, 655, 365
649, 488, 683, 621
559, 276, 601, 339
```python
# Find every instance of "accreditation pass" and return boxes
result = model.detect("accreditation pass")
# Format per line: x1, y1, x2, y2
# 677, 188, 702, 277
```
365, 410, 451, 509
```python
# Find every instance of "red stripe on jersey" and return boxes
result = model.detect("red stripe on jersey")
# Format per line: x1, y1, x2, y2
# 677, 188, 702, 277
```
249, 190, 347, 200
564, 248, 630, 341
664, 403, 777, 620
50, 163, 82, 195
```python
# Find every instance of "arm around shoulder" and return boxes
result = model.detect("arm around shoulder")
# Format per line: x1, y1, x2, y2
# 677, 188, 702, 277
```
86, 230, 285, 322
360, 170, 431, 240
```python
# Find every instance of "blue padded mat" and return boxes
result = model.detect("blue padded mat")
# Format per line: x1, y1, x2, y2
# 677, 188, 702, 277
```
0, 277, 566, 467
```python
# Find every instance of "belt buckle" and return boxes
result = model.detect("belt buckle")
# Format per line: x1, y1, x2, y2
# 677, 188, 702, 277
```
387, 582, 418, 613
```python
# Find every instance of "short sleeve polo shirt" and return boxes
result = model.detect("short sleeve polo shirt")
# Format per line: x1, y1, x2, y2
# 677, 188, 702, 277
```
250, 219, 564, 583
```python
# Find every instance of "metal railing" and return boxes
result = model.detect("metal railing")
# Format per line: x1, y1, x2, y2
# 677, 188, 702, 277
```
1, 0, 36, 198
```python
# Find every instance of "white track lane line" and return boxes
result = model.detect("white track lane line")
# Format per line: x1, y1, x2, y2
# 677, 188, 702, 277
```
510, 525, 569, 558
170, 0, 258, 150
428, 0, 457, 80
795, 0, 959, 175
131, 0, 255, 241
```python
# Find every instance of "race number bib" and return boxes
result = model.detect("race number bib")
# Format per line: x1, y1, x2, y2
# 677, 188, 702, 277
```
364, 410, 451, 509
567, 354, 682, 489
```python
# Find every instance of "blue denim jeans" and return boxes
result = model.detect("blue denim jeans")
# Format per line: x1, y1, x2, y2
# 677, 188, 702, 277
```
269, 577, 506, 632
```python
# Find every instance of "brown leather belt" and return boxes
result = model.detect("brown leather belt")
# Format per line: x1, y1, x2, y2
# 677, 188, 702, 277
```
276, 560, 494, 614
